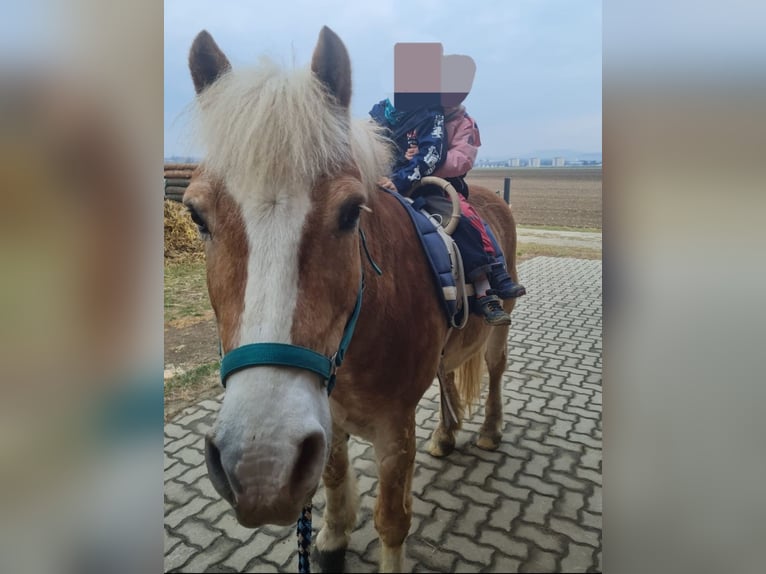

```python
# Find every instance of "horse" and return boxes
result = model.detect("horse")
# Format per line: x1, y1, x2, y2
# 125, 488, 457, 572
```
184, 25, 520, 572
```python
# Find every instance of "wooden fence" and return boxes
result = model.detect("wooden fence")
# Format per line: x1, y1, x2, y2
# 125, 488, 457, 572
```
164, 163, 197, 202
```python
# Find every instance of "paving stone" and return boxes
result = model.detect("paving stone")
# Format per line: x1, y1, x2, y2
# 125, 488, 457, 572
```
515, 522, 566, 553
542, 407, 577, 422
573, 416, 597, 436
581, 510, 601, 531
561, 541, 596, 572
567, 405, 600, 420
457, 484, 500, 507
522, 493, 556, 525
422, 488, 463, 512
197, 499, 230, 523
480, 529, 529, 559
165, 424, 187, 440
575, 466, 602, 486
213, 512, 257, 543
262, 537, 295, 569
176, 519, 221, 549
222, 543, 261, 572
453, 502, 491, 537
164, 540, 196, 571
407, 536, 459, 572
165, 496, 211, 529
165, 433, 197, 455
549, 517, 600, 548
516, 474, 560, 498
518, 438, 555, 455
524, 453, 551, 478
174, 446, 204, 467
177, 463, 208, 485
421, 506, 452, 543
520, 546, 559, 573
165, 530, 182, 553
165, 479, 197, 506
555, 490, 586, 521
489, 498, 523, 531
580, 447, 601, 470
164, 462, 190, 481
464, 459, 496, 486
443, 534, 493, 567
175, 408, 209, 427
587, 485, 602, 513
550, 450, 579, 473
547, 470, 589, 492
544, 436, 584, 454
181, 536, 239, 572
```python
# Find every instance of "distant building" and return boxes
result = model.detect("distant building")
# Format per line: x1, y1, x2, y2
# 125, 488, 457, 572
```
510, 158, 520, 167
553, 157, 565, 167
528, 157, 540, 167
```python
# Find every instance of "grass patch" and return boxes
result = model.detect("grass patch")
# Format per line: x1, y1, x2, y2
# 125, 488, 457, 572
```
518, 224, 601, 233
517, 242, 602, 262
165, 258, 211, 324
164, 360, 221, 420
165, 361, 220, 394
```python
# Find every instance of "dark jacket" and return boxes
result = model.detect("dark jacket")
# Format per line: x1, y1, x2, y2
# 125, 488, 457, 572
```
369, 99, 446, 195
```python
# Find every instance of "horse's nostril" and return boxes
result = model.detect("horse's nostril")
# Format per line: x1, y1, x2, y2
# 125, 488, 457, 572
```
204, 433, 237, 506
290, 432, 325, 500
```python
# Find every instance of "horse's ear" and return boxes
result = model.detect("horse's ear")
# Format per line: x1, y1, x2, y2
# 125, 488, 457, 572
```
311, 26, 352, 109
189, 30, 231, 94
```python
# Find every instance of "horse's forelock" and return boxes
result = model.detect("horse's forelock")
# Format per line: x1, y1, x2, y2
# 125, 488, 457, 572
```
193, 58, 391, 201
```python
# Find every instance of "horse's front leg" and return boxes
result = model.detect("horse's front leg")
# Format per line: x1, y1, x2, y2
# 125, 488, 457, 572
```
477, 322, 509, 450
316, 423, 358, 573
373, 415, 416, 572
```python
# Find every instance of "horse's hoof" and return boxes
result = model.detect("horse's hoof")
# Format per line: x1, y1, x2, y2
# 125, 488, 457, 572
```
315, 547, 346, 573
428, 438, 455, 458
476, 431, 501, 451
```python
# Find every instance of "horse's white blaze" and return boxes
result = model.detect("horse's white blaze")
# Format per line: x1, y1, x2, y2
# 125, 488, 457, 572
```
214, 186, 332, 486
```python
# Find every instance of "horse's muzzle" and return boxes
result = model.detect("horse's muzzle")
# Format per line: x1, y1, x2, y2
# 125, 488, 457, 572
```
204, 428, 326, 527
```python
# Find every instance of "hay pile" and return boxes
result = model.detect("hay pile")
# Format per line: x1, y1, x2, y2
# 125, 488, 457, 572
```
164, 199, 204, 260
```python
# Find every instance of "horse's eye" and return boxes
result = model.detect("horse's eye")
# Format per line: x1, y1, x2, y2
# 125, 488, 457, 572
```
338, 202, 362, 232
186, 205, 211, 238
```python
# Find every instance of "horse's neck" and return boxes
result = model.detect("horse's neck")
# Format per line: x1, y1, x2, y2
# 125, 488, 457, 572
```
360, 188, 418, 295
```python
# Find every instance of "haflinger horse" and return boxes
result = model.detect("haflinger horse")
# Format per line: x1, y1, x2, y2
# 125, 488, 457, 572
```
185, 26, 520, 573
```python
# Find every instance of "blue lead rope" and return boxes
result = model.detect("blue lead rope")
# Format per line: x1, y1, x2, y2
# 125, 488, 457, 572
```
297, 503, 313, 573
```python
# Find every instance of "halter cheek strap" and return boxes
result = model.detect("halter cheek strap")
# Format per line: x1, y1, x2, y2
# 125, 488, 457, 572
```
219, 227, 379, 395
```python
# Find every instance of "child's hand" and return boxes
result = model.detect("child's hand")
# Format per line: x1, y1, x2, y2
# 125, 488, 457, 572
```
405, 144, 419, 160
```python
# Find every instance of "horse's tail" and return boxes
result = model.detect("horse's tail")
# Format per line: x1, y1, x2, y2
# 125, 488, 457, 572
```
455, 347, 486, 416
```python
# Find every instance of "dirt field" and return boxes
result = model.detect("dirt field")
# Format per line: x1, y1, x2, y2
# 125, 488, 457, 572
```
164, 167, 602, 418
467, 167, 602, 229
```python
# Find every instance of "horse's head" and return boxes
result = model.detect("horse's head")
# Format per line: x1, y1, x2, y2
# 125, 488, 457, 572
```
185, 27, 388, 527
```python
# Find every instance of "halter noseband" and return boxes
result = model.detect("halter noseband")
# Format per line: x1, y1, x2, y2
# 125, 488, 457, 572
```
219, 228, 380, 395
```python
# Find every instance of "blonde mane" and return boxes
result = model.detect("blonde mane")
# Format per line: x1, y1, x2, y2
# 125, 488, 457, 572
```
193, 57, 391, 199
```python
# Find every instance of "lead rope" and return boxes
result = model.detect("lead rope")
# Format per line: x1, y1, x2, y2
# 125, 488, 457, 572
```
297, 503, 313, 573
295, 226, 381, 573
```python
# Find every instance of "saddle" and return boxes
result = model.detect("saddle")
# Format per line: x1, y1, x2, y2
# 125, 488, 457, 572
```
380, 185, 506, 328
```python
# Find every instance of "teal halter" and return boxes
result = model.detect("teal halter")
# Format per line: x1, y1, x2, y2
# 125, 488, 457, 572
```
219, 228, 381, 395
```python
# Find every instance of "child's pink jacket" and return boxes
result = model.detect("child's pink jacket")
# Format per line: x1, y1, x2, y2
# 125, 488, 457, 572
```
433, 106, 482, 178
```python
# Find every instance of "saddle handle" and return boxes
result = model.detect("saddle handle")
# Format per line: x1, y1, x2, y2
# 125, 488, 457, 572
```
411, 176, 462, 235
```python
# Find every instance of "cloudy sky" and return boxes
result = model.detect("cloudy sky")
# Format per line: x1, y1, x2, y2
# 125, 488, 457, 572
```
164, 0, 601, 159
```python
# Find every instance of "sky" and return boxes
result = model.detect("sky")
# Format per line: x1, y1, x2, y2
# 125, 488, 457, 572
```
164, 0, 601, 160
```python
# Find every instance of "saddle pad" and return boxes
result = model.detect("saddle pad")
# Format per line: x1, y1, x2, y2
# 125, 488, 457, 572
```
381, 188, 459, 322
